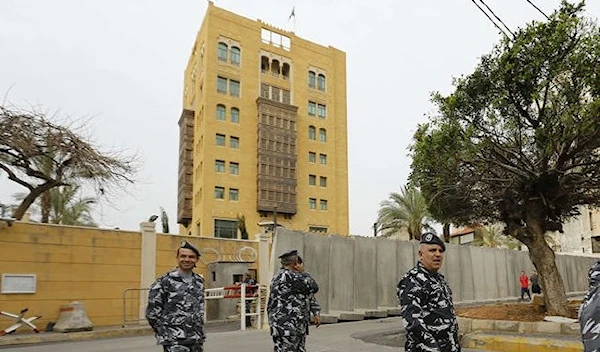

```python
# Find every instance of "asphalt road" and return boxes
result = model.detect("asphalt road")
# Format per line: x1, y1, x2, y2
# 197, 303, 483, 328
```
0, 318, 489, 352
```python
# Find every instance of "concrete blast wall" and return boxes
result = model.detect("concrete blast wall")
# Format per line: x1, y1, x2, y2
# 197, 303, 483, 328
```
272, 229, 597, 314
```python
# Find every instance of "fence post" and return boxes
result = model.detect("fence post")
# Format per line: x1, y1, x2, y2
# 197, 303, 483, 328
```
139, 222, 157, 323
240, 283, 247, 330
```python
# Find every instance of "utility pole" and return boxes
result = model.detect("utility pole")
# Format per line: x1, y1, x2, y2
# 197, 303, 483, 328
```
373, 222, 378, 237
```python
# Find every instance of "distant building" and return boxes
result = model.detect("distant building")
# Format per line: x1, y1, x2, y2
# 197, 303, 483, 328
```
177, 3, 349, 238
447, 206, 600, 254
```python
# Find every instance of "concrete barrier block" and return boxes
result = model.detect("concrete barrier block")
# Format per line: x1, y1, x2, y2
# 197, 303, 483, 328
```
534, 322, 561, 334
329, 310, 364, 321
518, 321, 537, 333
380, 307, 401, 316
561, 322, 581, 336
355, 309, 387, 318
471, 319, 494, 331
493, 320, 519, 332
319, 314, 339, 324
457, 317, 472, 334
53, 301, 93, 333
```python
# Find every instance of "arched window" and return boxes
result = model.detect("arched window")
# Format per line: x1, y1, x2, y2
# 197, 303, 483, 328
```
261, 56, 269, 72
216, 104, 226, 120
231, 107, 240, 123
282, 63, 290, 79
319, 128, 326, 142
217, 42, 228, 61
308, 126, 316, 140
308, 71, 316, 88
271, 59, 281, 75
317, 74, 326, 91
230, 46, 241, 66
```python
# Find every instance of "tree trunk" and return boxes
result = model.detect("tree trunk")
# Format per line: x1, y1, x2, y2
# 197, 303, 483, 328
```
11, 182, 59, 221
443, 223, 450, 242
523, 213, 570, 316
40, 190, 50, 223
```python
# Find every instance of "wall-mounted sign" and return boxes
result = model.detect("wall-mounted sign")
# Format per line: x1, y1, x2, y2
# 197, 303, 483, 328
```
1, 274, 37, 294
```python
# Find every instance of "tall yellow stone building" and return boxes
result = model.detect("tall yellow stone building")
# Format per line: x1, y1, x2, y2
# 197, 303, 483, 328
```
177, 3, 349, 238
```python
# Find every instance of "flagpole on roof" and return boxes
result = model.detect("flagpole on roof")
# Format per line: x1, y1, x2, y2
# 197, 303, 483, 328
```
288, 5, 296, 33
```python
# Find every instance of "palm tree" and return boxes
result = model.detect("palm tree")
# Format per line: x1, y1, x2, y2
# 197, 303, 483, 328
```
13, 185, 97, 226
377, 186, 431, 240
472, 225, 521, 250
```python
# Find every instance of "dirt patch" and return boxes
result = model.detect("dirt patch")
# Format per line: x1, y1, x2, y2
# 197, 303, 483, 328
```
456, 301, 581, 321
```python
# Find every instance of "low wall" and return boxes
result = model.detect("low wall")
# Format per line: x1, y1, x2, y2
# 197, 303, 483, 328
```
0, 222, 258, 329
272, 229, 598, 314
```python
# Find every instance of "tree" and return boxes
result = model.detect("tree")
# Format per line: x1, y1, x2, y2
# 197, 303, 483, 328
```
377, 185, 432, 240
471, 225, 521, 250
410, 2, 600, 315
13, 185, 97, 226
0, 105, 137, 220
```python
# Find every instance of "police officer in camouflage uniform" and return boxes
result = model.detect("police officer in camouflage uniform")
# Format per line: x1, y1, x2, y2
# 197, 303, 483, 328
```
397, 233, 460, 352
268, 249, 321, 352
580, 260, 600, 352
146, 241, 205, 352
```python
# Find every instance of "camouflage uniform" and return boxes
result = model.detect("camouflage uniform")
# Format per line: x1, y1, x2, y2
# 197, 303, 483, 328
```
146, 269, 205, 352
580, 260, 600, 352
398, 262, 460, 352
267, 268, 320, 352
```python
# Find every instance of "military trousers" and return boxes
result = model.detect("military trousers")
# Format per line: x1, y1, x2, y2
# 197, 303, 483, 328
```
163, 344, 203, 352
272, 334, 306, 352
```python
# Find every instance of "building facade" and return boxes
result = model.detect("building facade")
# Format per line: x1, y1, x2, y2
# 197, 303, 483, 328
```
178, 3, 349, 238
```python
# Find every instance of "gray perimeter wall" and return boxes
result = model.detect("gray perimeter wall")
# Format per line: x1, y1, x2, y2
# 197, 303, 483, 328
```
271, 229, 598, 314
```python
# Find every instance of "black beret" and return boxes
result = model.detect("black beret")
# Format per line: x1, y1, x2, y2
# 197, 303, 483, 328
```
180, 241, 201, 257
278, 249, 299, 259
420, 232, 446, 252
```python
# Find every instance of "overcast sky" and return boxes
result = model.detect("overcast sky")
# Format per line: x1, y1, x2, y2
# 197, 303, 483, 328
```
1, 0, 598, 236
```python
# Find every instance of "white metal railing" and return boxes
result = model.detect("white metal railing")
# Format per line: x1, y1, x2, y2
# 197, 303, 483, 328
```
204, 284, 265, 330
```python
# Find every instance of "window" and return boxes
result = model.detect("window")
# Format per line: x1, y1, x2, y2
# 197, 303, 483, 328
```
216, 104, 226, 120
319, 128, 327, 142
308, 126, 316, 140
214, 186, 225, 199
229, 188, 239, 201
217, 76, 227, 93
308, 101, 316, 116
319, 154, 327, 165
230, 46, 240, 65
317, 74, 326, 91
231, 107, 240, 123
215, 160, 225, 173
308, 71, 316, 88
230, 136, 240, 149
217, 42, 228, 61
229, 162, 239, 175
214, 219, 237, 238
309, 198, 317, 209
320, 176, 327, 187
229, 80, 240, 97
320, 199, 328, 210
317, 104, 326, 119
309, 226, 327, 233
309, 174, 316, 185
308, 152, 316, 163
216, 134, 226, 146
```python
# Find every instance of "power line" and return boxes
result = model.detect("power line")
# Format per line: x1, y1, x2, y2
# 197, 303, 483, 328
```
525, 0, 550, 20
478, 0, 515, 38
469, 0, 511, 39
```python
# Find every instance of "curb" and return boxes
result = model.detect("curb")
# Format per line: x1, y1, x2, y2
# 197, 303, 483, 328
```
0, 326, 153, 347
0, 319, 240, 347
462, 331, 584, 352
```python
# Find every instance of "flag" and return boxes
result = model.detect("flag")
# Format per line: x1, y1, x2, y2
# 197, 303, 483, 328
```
288, 6, 295, 21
